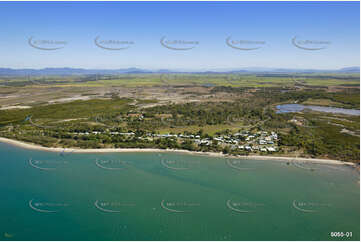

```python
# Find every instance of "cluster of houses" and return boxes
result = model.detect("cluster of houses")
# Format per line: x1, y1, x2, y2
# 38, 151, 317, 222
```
71, 129, 279, 153
213, 131, 278, 152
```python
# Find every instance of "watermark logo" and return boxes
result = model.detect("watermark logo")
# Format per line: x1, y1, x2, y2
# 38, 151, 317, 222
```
28, 37, 67, 50
226, 36, 265, 50
160, 73, 171, 86
160, 200, 200, 213
94, 115, 115, 129
95, 158, 128, 170
28, 199, 69, 213
160, 158, 199, 171
26, 75, 42, 85
94, 36, 134, 50
160, 36, 199, 51
225, 159, 255, 171
94, 115, 106, 124
292, 200, 331, 213
292, 161, 318, 171
26, 115, 58, 129
94, 200, 135, 213
292, 36, 331, 50
28, 158, 68, 171
226, 199, 264, 213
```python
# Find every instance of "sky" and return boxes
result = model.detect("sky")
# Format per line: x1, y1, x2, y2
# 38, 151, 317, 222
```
0, 1, 359, 70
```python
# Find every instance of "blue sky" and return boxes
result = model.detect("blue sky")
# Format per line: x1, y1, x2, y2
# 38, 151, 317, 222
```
0, 1, 359, 70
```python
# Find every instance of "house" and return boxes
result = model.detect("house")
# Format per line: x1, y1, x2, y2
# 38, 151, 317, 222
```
259, 140, 267, 145
200, 140, 211, 145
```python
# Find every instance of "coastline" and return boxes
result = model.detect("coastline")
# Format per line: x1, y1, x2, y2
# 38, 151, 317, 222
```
0, 137, 356, 167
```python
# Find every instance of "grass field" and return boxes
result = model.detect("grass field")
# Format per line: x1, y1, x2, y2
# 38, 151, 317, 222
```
1, 73, 359, 88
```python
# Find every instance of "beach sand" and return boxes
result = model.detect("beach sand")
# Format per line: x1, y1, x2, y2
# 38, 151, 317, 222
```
0, 137, 356, 166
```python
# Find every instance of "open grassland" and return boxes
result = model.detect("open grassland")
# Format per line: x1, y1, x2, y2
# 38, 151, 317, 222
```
1, 73, 359, 88
0, 73, 358, 110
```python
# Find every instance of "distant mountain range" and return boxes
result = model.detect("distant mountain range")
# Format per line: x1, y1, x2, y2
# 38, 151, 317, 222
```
0, 67, 359, 76
0, 67, 150, 76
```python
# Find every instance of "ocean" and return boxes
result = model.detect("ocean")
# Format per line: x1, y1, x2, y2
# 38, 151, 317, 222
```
0, 142, 359, 241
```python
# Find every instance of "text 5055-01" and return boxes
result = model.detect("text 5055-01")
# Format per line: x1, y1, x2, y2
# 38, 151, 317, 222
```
330, 232, 353, 238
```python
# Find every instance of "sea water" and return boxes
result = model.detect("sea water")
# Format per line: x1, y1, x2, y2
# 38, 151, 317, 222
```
0, 142, 359, 240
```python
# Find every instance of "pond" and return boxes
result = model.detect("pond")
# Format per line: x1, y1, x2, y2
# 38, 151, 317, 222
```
276, 104, 360, 116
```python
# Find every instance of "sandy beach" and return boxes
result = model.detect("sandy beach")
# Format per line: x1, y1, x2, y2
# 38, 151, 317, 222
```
0, 137, 356, 166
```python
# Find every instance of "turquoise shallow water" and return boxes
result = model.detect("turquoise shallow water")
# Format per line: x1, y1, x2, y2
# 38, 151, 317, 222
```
0, 142, 359, 241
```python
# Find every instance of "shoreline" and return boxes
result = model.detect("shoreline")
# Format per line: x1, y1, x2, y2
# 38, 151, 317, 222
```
0, 137, 356, 167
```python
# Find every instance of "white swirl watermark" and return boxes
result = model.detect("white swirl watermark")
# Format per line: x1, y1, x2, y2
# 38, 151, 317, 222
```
94, 200, 135, 213
226, 36, 265, 50
226, 199, 264, 213
160, 36, 199, 51
292, 36, 331, 50
94, 36, 134, 50
292, 200, 331, 213
160, 200, 200, 213
28, 37, 67, 50
95, 158, 128, 170
28, 158, 68, 171
225, 159, 255, 171
29, 199, 69, 213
